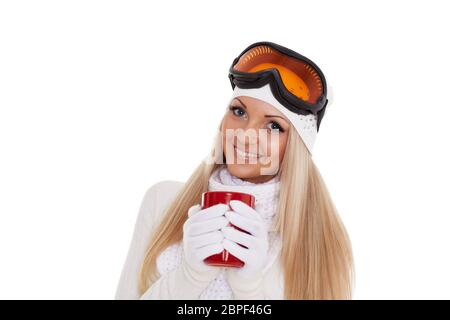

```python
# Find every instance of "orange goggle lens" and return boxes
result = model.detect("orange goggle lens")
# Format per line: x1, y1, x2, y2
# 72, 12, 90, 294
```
232, 45, 324, 104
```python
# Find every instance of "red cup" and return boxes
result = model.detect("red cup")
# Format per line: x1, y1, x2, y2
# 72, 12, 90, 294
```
201, 191, 255, 268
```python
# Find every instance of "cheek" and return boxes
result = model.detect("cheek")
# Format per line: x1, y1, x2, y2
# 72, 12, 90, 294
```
278, 136, 288, 159
221, 117, 241, 143
266, 134, 288, 162
222, 115, 241, 130
221, 118, 236, 154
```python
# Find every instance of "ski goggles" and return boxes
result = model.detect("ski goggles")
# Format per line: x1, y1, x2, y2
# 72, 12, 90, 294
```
228, 41, 329, 130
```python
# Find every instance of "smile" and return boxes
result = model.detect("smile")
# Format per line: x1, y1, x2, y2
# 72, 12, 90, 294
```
233, 144, 261, 160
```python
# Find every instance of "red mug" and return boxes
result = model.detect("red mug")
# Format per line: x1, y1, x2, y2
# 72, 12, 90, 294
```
201, 191, 255, 268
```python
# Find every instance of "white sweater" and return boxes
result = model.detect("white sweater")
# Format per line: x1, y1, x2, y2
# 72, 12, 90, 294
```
115, 166, 285, 299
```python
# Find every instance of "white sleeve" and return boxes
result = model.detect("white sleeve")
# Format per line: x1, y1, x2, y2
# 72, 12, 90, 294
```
114, 181, 177, 300
226, 270, 266, 300
114, 181, 220, 300
139, 258, 221, 300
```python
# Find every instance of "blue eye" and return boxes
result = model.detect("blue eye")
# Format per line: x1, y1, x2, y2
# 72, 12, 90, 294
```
268, 121, 285, 133
229, 106, 246, 117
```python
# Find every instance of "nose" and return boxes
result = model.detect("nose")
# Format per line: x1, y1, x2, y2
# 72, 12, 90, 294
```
235, 122, 260, 148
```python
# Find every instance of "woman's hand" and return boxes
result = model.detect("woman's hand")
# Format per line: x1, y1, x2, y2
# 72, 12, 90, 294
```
182, 203, 229, 277
222, 200, 269, 281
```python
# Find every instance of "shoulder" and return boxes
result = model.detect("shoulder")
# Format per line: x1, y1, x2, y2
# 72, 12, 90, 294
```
138, 180, 185, 228
145, 180, 185, 199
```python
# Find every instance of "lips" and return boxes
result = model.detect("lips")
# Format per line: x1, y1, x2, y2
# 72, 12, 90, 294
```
233, 144, 261, 160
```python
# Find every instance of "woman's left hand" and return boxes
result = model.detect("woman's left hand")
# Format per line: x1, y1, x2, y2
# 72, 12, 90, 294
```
222, 200, 269, 281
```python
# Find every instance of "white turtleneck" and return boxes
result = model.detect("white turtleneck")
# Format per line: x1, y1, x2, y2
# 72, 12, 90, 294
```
115, 166, 284, 300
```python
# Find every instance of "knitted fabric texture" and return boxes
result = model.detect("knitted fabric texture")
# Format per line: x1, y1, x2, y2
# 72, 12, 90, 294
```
155, 165, 282, 299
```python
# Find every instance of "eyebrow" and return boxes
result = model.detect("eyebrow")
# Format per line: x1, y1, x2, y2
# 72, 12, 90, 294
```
233, 97, 289, 123
264, 115, 288, 121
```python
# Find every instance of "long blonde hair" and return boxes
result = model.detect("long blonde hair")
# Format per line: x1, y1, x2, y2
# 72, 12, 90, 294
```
138, 121, 354, 299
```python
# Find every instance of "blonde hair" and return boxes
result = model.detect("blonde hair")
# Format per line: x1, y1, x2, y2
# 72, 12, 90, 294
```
138, 121, 354, 299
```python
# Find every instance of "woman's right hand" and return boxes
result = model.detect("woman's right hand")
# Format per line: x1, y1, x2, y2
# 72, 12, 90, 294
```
182, 203, 229, 275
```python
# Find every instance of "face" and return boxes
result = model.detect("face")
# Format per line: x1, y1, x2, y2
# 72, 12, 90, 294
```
221, 96, 290, 183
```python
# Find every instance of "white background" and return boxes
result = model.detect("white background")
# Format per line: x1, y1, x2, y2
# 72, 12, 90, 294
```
1, 0, 449, 299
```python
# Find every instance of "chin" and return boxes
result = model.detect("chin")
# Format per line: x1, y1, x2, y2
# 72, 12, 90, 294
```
226, 163, 261, 180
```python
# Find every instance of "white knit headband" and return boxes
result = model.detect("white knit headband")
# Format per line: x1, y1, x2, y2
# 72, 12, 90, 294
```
230, 83, 333, 154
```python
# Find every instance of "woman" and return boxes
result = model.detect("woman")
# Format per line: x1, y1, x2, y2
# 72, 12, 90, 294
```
115, 41, 354, 300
